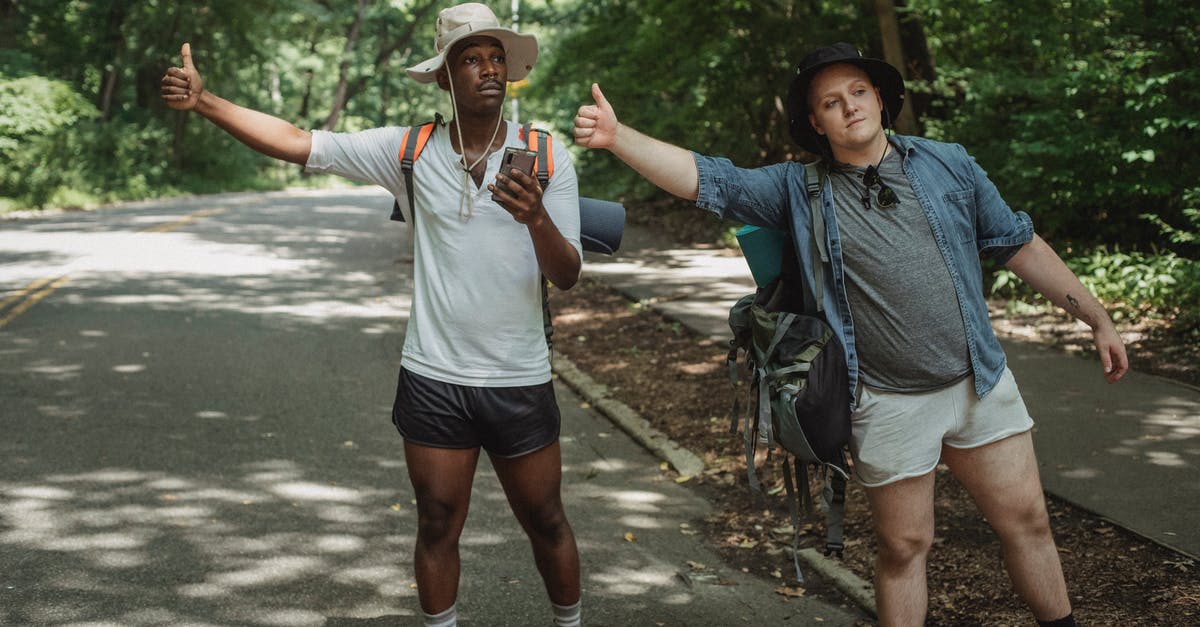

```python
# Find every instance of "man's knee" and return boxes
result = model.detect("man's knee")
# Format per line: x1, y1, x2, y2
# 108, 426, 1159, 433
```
876, 526, 934, 567
523, 500, 571, 544
994, 496, 1054, 541
416, 498, 467, 546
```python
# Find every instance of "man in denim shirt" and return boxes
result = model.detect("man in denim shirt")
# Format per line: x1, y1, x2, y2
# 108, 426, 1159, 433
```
575, 43, 1128, 627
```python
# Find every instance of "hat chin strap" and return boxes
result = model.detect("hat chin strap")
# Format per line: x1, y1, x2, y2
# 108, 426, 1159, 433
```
445, 60, 504, 222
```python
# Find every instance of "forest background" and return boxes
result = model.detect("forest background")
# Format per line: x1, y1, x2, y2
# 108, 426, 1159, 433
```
1, 0, 1197, 341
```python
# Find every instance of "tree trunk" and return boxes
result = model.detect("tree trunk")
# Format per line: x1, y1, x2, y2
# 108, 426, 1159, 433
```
895, 0, 936, 125
321, 0, 370, 132
378, 19, 389, 126
298, 39, 318, 121
0, 0, 18, 49
322, 0, 440, 126
97, 2, 128, 121
873, 0, 918, 134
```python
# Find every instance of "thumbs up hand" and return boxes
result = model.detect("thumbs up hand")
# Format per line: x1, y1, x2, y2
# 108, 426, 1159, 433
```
161, 43, 204, 111
574, 83, 619, 150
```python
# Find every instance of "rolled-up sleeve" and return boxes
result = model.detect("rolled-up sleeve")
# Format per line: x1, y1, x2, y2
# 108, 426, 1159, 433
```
970, 154, 1034, 264
693, 152, 791, 230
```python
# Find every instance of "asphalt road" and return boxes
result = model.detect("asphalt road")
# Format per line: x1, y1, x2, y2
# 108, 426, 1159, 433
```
0, 189, 862, 626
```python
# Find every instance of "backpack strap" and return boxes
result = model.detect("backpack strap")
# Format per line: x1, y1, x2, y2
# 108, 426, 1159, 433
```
390, 115, 443, 223
521, 123, 555, 189
822, 471, 847, 558
782, 456, 813, 583
519, 123, 560, 352
803, 162, 827, 313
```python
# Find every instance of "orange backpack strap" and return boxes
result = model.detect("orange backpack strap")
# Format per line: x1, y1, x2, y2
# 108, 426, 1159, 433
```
521, 123, 554, 190
390, 116, 442, 223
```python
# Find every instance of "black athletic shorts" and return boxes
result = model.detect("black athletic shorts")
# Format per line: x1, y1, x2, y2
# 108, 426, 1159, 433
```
391, 367, 561, 458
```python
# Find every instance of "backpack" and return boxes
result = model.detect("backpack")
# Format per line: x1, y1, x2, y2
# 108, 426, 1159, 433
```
727, 162, 852, 582
387, 115, 625, 351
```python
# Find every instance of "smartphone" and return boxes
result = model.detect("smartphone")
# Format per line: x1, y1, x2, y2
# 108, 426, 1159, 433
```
494, 146, 537, 199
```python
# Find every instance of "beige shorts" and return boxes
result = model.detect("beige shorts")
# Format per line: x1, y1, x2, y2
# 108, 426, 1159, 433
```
849, 367, 1034, 487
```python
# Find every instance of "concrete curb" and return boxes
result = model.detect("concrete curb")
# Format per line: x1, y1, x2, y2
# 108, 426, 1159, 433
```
552, 351, 878, 617
552, 351, 705, 478
799, 549, 877, 618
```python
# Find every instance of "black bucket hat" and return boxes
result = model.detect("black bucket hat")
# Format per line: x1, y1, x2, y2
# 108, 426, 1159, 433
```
786, 42, 905, 155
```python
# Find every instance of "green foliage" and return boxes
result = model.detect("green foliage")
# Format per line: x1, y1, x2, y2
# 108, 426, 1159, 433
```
912, 0, 1200, 250
991, 202, 1200, 326
0, 72, 99, 206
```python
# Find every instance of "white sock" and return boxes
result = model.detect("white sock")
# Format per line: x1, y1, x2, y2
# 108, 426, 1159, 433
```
423, 603, 456, 627
552, 599, 581, 627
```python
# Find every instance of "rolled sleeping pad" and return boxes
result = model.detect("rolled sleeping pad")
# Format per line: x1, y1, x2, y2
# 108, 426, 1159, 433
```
577, 196, 625, 256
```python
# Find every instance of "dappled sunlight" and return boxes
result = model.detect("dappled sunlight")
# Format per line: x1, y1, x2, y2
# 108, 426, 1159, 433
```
23, 361, 83, 380
676, 359, 720, 376
595, 360, 629, 373
269, 482, 366, 503
616, 514, 667, 529
1059, 467, 1100, 480
610, 490, 667, 507
589, 564, 680, 596
1145, 451, 1189, 468
0, 460, 421, 624
3, 231, 318, 278
0, 191, 414, 332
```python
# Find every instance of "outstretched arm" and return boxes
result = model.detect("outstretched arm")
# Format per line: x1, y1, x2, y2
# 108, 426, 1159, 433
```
161, 43, 311, 165
1004, 234, 1129, 383
574, 83, 699, 201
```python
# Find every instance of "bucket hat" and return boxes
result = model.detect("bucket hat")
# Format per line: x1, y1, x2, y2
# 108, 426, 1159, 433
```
406, 3, 538, 84
786, 42, 905, 154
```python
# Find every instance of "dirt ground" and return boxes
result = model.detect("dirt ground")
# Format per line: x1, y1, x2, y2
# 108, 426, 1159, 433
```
549, 274, 1200, 626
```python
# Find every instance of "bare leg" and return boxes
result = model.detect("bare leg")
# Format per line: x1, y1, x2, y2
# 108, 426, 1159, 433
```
943, 431, 1071, 621
404, 441, 480, 614
864, 471, 937, 627
490, 441, 581, 606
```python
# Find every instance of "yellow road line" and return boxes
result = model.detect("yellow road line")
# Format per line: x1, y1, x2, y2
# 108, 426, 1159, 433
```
0, 276, 71, 329
1, 206, 228, 329
140, 207, 229, 233
0, 276, 56, 313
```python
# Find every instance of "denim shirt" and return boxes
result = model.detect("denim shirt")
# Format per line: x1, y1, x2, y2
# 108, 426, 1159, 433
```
694, 134, 1034, 408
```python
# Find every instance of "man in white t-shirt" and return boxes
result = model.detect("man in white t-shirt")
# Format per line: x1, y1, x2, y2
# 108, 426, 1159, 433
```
161, 4, 583, 627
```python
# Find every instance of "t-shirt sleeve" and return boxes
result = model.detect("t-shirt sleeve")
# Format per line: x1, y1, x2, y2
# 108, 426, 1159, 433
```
544, 135, 583, 259
305, 127, 407, 199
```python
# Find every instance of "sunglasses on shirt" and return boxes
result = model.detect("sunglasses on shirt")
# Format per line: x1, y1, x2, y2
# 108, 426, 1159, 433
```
861, 165, 898, 210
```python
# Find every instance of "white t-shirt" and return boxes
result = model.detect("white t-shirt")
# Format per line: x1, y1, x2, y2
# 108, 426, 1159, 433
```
306, 122, 582, 387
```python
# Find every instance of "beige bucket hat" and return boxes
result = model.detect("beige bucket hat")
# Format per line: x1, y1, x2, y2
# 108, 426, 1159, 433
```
406, 3, 538, 84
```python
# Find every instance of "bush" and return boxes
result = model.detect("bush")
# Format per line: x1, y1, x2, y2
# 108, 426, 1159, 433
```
0, 73, 100, 207
991, 199, 1200, 329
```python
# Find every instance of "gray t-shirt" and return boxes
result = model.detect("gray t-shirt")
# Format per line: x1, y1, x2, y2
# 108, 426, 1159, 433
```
829, 147, 971, 391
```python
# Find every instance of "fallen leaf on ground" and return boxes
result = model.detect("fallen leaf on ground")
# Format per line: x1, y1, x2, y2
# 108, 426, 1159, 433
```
775, 585, 806, 597
623, 532, 637, 543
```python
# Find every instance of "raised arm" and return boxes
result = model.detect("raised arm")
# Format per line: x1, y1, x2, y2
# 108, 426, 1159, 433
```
1004, 234, 1129, 383
574, 83, 699, 200
161, 43, 311, 165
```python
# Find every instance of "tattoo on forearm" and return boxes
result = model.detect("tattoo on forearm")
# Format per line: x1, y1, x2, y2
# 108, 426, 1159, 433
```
1066, 293, 1081, 310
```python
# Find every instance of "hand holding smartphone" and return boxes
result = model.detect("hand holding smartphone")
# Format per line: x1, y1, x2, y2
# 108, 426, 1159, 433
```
493, 146, 537, 200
